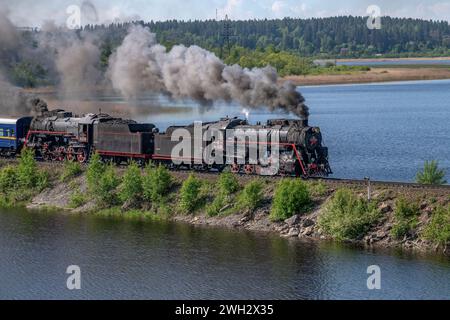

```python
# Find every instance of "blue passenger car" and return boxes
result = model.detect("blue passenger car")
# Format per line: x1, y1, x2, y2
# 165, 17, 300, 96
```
0, 117, 33, 156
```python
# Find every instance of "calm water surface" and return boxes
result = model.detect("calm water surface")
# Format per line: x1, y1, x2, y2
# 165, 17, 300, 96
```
0, 208, 449, 300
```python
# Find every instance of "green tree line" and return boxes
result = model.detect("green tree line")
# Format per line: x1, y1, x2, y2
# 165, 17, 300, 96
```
87, 16, 450, 58
8, 16, 450, 87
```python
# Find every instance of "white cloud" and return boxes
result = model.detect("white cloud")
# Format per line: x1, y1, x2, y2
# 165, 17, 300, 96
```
2, 0, 450, 27
427, 2, 450, 20
271, 1, 308, 18
271, 1, 286, 14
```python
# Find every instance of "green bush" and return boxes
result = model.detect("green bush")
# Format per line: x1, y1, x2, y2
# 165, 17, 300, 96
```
309, 181, 328, 197
0, 149, 48, 208
416, 160, 447, 185
0, 166, 18, 193
237, 180, 264, 211
318, 189, 381, 241
69, 189, 88, 208
218, 172, 240, 195
119, 161, 143, 203
17, 148, 38, 188
86, 152, 105, 192
156, 202, 172, 219
61, 161, 83, 182
206, 194, 227, 217
142, 165, 172, 203
35, 171, 49, 191
179, 174, 203, 213
95, 164, 121, 206
423, 206, 450, 247
270, 179, 311, 221
391, 198, 420, 240
7, 149, 49, 191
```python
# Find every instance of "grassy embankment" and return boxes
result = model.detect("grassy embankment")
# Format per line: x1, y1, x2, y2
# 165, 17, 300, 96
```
0, 151, 449, 252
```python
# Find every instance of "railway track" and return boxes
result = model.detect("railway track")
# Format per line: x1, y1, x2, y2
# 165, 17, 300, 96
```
312, 177, 450, 191
164, 169, 450, 191
1, 157, 449, 191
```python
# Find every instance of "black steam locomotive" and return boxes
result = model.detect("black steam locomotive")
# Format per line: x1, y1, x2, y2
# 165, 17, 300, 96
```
7, 108, 332, 177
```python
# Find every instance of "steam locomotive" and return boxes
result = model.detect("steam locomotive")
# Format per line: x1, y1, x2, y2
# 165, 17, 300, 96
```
0, 108, 332, 177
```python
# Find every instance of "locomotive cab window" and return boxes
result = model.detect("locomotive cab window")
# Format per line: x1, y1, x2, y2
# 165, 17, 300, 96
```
79, 125, 88, 138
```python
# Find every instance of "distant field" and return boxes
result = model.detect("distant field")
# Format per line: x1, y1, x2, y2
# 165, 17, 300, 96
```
284, 67, 450, 86
337, 57, 450, 68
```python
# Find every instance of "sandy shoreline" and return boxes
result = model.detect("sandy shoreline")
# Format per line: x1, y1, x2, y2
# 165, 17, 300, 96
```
337, 56, 450, 62
283, 67, 450, 86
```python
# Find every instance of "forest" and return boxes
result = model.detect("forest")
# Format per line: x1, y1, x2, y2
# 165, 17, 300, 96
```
3, 16, 450, 87
92, 16, 450, 58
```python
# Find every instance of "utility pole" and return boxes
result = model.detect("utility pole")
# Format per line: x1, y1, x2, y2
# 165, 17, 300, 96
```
364, 177, 372, 202
223, 14, 231, 58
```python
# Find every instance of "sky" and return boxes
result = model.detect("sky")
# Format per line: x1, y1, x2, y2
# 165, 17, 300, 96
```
1, 0, 450, 27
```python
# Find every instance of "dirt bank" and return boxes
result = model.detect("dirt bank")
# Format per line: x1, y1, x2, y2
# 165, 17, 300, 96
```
22, 164, 450, 255
283, 67, 450, 86
337, 57, 450, 63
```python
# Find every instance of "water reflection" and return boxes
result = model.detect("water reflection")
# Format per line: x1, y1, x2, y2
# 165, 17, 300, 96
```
0, 208, 449, 300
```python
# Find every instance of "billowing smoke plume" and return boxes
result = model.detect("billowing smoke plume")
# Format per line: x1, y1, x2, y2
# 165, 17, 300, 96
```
36, 21, 103, 96
108, 26, 309, 118
0, 10, 48, 116
55, 37, 102, 95
0, 73, 48, 116
0, 10, 104, 115
0, 10, 20, 51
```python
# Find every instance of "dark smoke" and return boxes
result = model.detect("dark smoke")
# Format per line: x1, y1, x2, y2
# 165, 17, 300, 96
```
108, 26, 309, 118
0, 10, 102, 115
0, 10, 49, 116
0, 73, 48, 116
36, 21, 103, 97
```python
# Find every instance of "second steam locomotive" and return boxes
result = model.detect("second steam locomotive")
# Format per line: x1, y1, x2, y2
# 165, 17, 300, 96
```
1, 107, 332, 177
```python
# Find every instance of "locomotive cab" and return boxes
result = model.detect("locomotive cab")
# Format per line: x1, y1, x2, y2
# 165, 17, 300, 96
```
78, 123, 93, 144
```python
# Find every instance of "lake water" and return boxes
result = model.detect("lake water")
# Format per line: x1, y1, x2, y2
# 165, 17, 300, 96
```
93, 79, 449, 183
0, 208, 449, 300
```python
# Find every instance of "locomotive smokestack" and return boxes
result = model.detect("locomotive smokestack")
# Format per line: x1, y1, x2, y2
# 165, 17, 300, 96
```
302, 118, 309, 127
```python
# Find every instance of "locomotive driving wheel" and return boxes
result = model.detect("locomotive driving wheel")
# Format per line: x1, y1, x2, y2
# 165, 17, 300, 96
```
66, 147, 75, 162
231, 163, 241, 174
50, 146, 59, 162
41, 143, 50, 161
244, 164, 255, 175
76, 148, 88, 164
57, 147, 66, 162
